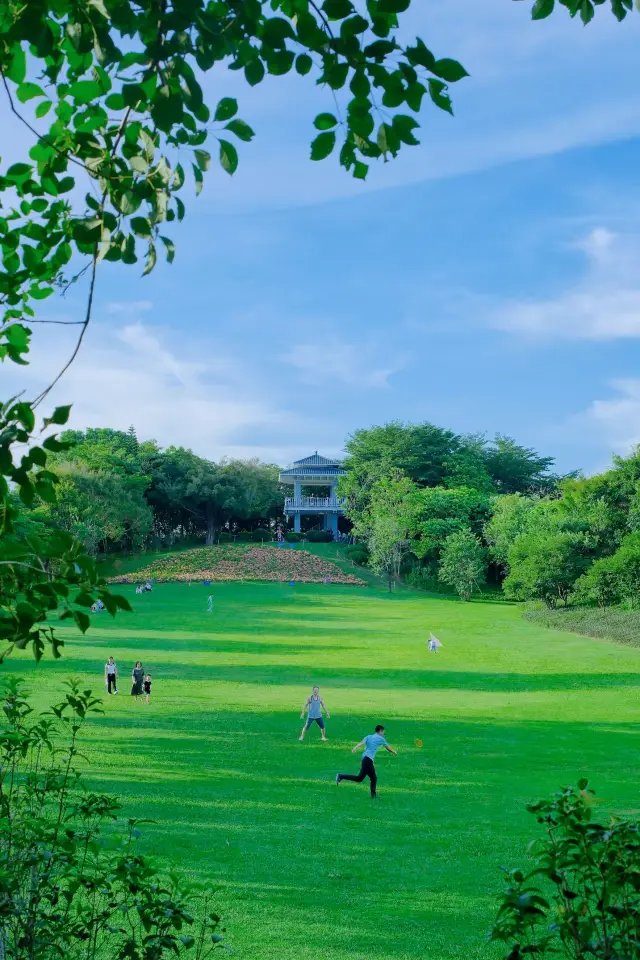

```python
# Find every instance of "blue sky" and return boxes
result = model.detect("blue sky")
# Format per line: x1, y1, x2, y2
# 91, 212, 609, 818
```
9, 0, 640, 474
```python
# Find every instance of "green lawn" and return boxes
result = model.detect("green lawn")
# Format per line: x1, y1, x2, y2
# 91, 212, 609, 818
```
5, 579, 640, 960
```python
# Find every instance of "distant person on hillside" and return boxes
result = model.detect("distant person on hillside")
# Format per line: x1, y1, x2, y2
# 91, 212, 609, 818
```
144, 580, 152, 592
104, 656, 118, 695
428, 633, 442, 653
135, 584, 143, 595
91, 599, 104, 613
143, 674, 152, 704
207, 594, 213, 612
299, 685, 330, 742
336, 724, 397, 799
131, 661, 144, 700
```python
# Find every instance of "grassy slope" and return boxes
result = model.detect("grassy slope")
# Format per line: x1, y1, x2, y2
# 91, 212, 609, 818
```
525, 605, 640, 647
5, 578, 640, 960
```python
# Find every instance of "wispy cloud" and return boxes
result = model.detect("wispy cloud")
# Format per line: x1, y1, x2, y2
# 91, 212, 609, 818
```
492, 228, 640, 341
585, 379, 640, 455
4, 317, 310, 462
281, 338, 402, 388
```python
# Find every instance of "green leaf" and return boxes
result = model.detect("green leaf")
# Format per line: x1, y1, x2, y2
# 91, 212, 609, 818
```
577, 777, 589, 791
73, 610, 91, 634
142, 242, 157, 276
310, 131, 336, 160
218, 139, 238, 175
295, 54, 313, 75
131, 217, 151, 238
214, 97, 238, 121
322, 0, 353, 18
44, 405, 72, 426
16, 83, 45, 103
431, 59, 469, 83
353, 161, 368, 180
245, 59, 265, 86
5, 163, 32, 182
314, 113, 338, 131
69, 80, 102, 104
224, 119, 255, 142
35, 100, 52, 118
7, 45, 27, 84
532, 0, 555, 18
194, 149, 212, 171
428, 78, 453, 115
160, 236, 175, 264
105, 93, 125, 110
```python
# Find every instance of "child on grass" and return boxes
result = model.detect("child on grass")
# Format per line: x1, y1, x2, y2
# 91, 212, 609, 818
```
143, 674, 152, 704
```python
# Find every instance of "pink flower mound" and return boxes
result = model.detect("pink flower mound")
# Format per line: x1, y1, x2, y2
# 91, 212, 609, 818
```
110, 546, 365, 586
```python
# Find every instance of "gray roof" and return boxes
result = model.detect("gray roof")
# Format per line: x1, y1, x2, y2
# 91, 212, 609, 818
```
292, 452, 341, 466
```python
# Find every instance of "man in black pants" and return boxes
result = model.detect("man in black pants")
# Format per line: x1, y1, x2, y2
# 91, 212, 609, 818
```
336, 724, 397, 798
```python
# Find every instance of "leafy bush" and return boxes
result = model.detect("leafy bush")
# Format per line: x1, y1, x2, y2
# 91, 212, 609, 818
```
306, 530, 334, 543
438, 528, 486, 601
504, 531, 590, 607
404, 566, 440, 591
576, 534, 640, 608
490, 781, 640, 960
0, 678, 225, 959
251, 527, 272, 542
218, 532, 234, 543
285, 532, 302, 543
345, 545, 369, 566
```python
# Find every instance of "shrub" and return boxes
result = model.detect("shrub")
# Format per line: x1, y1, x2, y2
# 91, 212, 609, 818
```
405, 566, 439, 591
576, 534, 640, 608
306, 530, 334, 543
251, 527, 272, 542
490, 781, 640, 960
504, 530, 590, 607
0, 678, 225, 958
438, 528, 486, 601
285, 532, 302, 543
345, 545, 369, 566
218, 532, 233, 543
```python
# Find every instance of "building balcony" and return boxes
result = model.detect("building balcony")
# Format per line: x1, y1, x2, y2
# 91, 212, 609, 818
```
284, 497, 346, 513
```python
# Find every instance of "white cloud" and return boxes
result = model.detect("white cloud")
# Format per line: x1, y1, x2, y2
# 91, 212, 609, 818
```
493, 229, 640, 340
3, 315, 310, 463
586, 379, 640, 455
281, 339, 401, 388
106, 301, 153, 315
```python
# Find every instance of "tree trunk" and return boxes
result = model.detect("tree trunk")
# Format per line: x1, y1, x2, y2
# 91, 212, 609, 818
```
205, 503, 216, 546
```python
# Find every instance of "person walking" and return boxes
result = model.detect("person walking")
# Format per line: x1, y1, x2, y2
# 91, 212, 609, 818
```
131, 661, 144, 701
143, 674, 152, 704
104, 656, 118, 695
299, 685, 330, 742
336, 724, 397, 799
207, 594, 213, 612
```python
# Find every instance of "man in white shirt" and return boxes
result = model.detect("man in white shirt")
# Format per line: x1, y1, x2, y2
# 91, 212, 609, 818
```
104, 657, 118, 695
335, 724, 397, 799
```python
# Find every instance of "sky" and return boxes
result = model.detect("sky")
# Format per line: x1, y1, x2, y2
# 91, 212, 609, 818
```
5, 0, 640, 474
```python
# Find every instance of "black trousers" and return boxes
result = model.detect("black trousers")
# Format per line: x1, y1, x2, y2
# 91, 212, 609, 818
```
107, 674, 117, 694
340, 756, 377, 797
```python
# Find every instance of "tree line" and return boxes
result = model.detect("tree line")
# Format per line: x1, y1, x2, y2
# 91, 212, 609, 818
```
31, 427, 284, 553
342, 420, 640, 609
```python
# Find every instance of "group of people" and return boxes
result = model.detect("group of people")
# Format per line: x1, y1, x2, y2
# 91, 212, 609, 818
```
104, 657, 152, 702
135, 581, 153, 595
300, 685, 397, 799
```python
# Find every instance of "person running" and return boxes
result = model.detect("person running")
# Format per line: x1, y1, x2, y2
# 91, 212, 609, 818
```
299, 685, 330, 742
336, 724, 397, 799
131, 661, 144, 700
104, 656, 118, 695
143, 674, 152, 704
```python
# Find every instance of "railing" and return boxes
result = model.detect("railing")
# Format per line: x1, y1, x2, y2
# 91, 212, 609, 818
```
284, 497, 346, 510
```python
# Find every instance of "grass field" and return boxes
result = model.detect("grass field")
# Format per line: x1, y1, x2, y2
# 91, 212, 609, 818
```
5, 574, 640, 960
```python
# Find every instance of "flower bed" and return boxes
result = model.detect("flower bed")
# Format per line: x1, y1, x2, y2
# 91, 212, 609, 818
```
109, 546, 366, 586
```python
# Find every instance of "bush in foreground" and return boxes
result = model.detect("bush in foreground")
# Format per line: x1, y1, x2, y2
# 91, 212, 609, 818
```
0, 679, 225, 959
491, 781, 640, 960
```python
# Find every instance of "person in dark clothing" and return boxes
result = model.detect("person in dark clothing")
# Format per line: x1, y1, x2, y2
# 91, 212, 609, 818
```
131, 662, 144, 700
335, 724, 397, 798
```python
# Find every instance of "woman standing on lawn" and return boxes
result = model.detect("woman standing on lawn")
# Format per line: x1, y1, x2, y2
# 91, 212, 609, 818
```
131, 661, 144, 700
